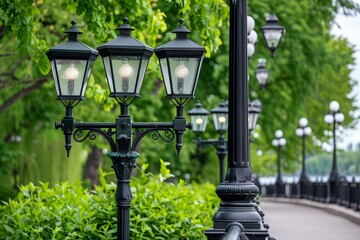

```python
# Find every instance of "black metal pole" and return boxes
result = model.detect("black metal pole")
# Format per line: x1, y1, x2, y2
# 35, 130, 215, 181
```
217, 133, 227, 183
302, 135, 306, 176
331, 118, 338, 178
195, 134, 227, 183
275, 146, 283, 197
328, 116, 339, 203
299, 134, 308, 198
205, 0, 269, 239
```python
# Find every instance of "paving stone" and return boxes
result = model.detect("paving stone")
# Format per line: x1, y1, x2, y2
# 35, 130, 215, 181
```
261, 199, 360, 240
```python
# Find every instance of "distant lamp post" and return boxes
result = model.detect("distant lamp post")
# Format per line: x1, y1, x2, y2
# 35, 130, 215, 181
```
295, 117, 312, 198
189, 101, 228, 182
272, 129, 286, 197
324, 100, 345, 203
47, 18, 205, 240
261, 14, 285, 57
248, 99, 262, 134
255, 58, 269, 90
188, 101, 209, 134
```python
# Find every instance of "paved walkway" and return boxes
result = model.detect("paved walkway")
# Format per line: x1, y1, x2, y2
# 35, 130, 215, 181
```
261, 198, 360, 240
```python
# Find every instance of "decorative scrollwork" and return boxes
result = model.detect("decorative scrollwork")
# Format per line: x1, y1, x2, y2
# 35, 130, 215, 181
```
73, 128, 116, 152
132, 128, 175, 151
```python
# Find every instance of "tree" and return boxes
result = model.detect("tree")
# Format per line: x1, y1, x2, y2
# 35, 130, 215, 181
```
0, 0, 359, 189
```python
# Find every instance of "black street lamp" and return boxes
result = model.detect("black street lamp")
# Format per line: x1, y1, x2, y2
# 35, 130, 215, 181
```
248, 99, 261, 134
205, 0, 284, 239
295, 117, 312, 198
188, 101, 228, 182
324, 100, 345, 203
255, 58, 269, 90
261, 14, 285, 57
189, 99, 262, 184
47, 18, 205, 240
272, 130, 286, 197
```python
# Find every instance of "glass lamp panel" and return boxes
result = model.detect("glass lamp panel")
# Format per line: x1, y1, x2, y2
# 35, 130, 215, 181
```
247, 16, 255, 34
55, 59, 87, 97
279, 138, 286, 146
102, 56, 114, 93
159, 58, 172, 95
190, 115, 208, 133
329, 101, 340, 112
264, 29, 283, 49
275, 130, 283, 138
168, 57, 200, 96
111, 56, 141, 94
299, 118, 308, 127
247, 43, 255, 58
272, 139, 279, 147
50, 60, 60, 96
248, 112, 259, 132
296, 128, 304, 137
256, 71, 269, 85
304, 127, 312, 136
324, 114, 334, 124
213, 113, 228, 131
81, 59, 95, 97
135, 57, 150, 94
248, 30, 258, 44
335, 112, 345, 123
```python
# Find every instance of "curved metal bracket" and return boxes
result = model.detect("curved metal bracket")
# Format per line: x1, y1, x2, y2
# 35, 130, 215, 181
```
73, 128, 117, 152
131, 128, 175, 151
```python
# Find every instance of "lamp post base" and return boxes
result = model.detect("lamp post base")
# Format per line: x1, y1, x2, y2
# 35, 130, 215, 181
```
327, 172, 340, 203
205, 181, 270, 240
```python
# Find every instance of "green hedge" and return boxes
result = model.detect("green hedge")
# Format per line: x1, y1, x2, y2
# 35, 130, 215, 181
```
0, 160, 219, 239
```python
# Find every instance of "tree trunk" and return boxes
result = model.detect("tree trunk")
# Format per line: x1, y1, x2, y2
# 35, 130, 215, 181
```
83, 145, 102, 188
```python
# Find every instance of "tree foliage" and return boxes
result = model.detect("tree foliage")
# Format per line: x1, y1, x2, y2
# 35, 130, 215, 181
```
0, 161, 219, 239
0, 0, 359, 190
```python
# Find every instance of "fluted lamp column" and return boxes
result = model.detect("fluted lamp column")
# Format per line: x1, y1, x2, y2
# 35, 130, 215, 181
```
272, 130, 286, 197
295, 117, 312, 198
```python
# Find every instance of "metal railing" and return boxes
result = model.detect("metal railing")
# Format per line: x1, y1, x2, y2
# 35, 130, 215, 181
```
222, 223, 248, 240
260, 177, 360, 211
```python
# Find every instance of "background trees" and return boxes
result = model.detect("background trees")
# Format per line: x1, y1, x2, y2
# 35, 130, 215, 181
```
0, 0, 359, 199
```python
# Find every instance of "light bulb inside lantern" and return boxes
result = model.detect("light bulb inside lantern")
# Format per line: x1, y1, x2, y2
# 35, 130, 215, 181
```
64, 64, 80, 94
175, 63, 189, 78
175, 63, 189, 94
195, 118, 204, 125
119, 63, 134, 92
219, 116, 226, 123
64, 64, 80, 80
119, 63, 134, 78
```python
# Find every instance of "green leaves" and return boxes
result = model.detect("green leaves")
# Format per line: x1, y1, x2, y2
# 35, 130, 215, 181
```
0, 161, 219, 239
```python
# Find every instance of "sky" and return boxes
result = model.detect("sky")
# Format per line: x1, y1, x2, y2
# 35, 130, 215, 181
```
331, 7, 360, 150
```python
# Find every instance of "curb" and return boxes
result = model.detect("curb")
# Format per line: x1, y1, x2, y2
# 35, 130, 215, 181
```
262, 197, 360, 226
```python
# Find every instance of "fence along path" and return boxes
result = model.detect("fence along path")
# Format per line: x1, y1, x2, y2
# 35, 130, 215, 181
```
260, 199, 360, 240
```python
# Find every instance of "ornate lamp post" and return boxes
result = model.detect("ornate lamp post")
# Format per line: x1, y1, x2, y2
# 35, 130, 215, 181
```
272, 130, 286, 197
255, 58, 269, 90
205, 0, 284, 239
324, 100, 345, 203
188, 101, 228, 182
295, 117, 312, 198
47, 18, 205, 240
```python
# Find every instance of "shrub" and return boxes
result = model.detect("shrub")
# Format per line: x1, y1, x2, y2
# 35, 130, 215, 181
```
0, 160, 219, 239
